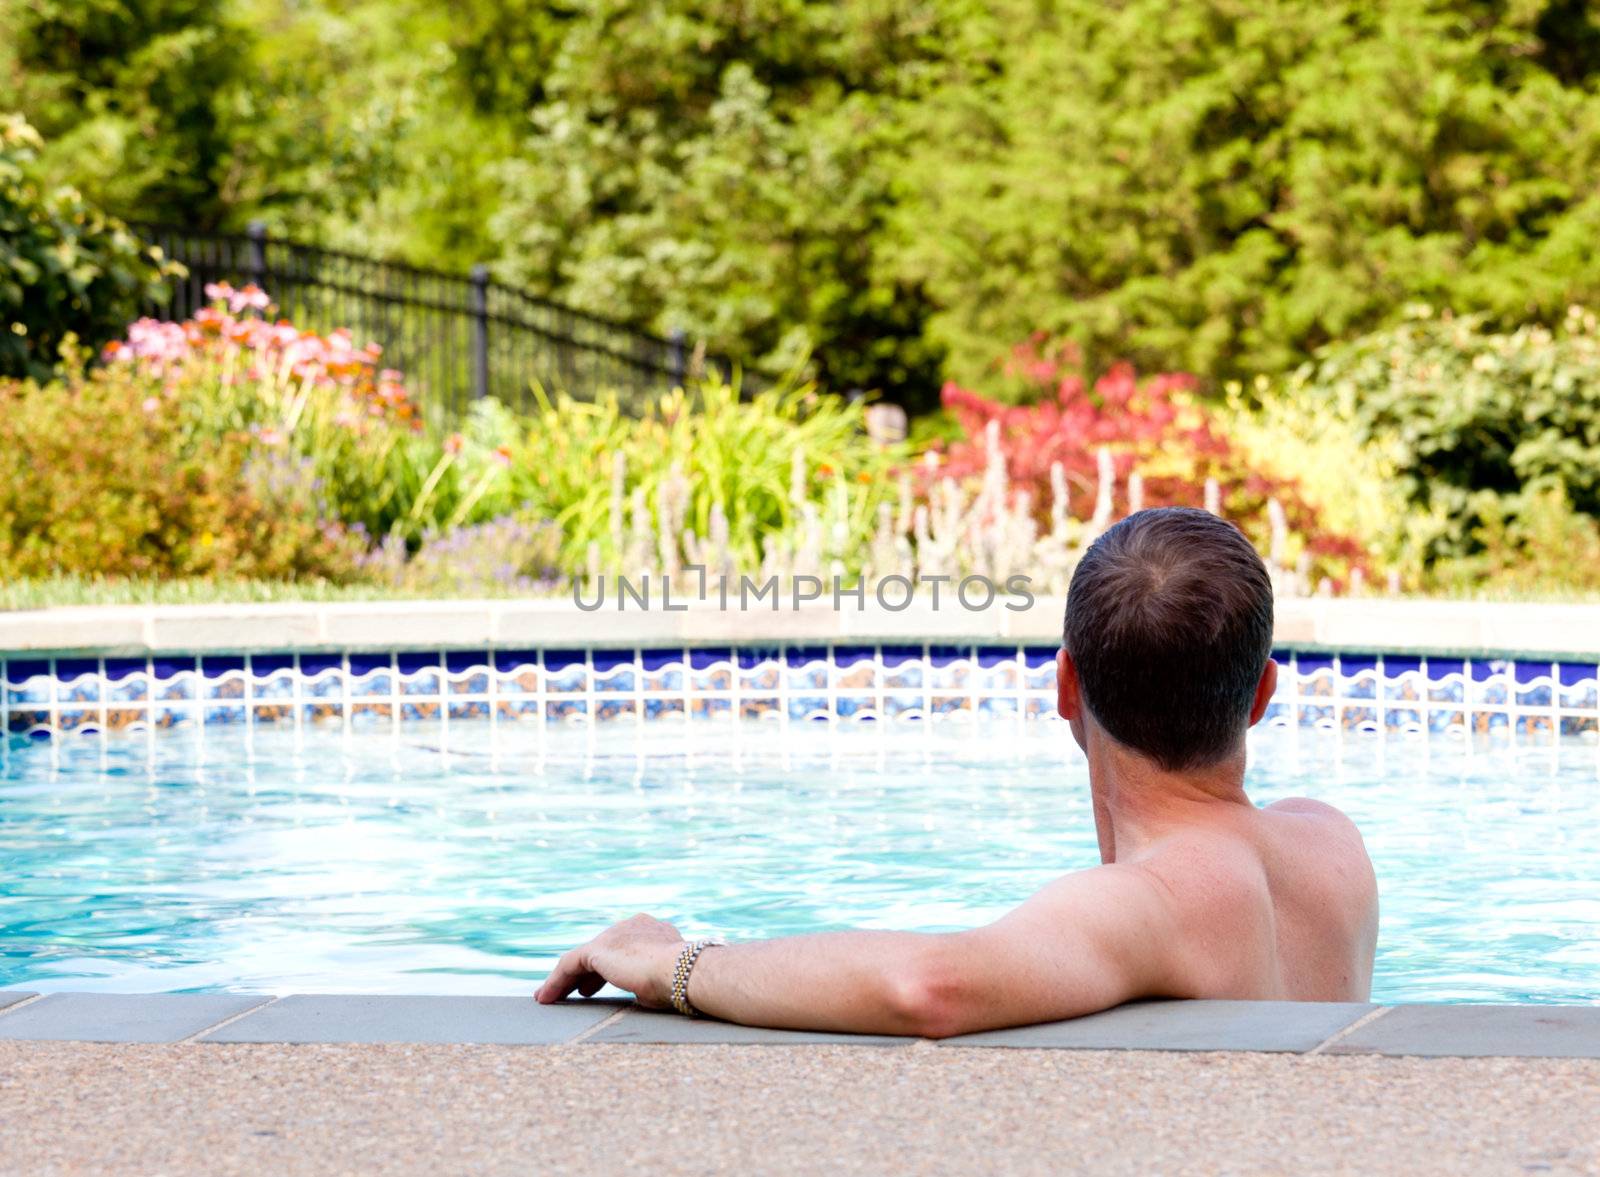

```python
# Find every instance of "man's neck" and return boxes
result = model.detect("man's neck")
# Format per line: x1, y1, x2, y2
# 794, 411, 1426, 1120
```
1085, 737, 1252, 864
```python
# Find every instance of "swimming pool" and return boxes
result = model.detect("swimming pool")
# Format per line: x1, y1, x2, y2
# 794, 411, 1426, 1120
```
2, 720, 1595, 1004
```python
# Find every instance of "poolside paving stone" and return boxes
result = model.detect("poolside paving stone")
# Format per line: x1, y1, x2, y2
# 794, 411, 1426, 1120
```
200, 995, 627, 1045
0, 993, 269, 1043
7, 994, 1600, 1057
1327, 1003, 1600, 1058
937, 999, 1377, 1052
589, 1006, 919, 1046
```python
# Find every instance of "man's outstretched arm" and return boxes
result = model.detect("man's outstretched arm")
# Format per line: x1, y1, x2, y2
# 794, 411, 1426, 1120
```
535, 864, 1179, 1038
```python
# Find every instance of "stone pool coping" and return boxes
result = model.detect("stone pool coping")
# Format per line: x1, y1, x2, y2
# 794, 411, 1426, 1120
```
2, 596, 1600, 661
2, 992, 1597, 1058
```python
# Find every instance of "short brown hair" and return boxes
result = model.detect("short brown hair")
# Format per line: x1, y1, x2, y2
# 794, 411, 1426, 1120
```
1064, 507, 1273, 770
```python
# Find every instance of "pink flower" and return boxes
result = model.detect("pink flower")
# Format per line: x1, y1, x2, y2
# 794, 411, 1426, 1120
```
141, 397, 160, 413
493, 444, 514, 467
232, 284, 271, 313
444, 433, 465, 456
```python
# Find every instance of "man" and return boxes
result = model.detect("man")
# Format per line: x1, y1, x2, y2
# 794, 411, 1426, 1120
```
537, 507, 1379, 1036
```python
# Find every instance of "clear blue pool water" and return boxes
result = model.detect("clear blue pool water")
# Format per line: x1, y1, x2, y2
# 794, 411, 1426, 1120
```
1, 721, 1596, 1004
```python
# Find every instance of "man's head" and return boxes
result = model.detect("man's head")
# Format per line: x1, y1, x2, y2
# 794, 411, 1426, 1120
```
1059, 507, 1276, 771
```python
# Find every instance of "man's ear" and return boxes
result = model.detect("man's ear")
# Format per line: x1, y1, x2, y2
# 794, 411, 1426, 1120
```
1056, 647, 1082, 722
1247, 658, 1279, 727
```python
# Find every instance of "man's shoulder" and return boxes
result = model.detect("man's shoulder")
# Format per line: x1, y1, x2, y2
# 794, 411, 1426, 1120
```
1259, 797, 1377, 903
1142, 799, 1371, 914
1264, 795, 1344, 815
1260, 796, 1363, 844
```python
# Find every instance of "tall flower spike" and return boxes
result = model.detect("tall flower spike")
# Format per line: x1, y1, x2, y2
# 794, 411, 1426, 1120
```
1049, 461, 1070, 538
627, 487, 653, 579
709, 501, 731, 580
1088, 447, 1114, 538
609, 451, 626, 561
869, 502, 897, 586
1267, 498, 1289, 577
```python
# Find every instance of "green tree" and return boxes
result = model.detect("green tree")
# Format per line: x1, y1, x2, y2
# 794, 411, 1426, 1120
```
0, 0, 244, 224
215, 0, 525, 264
487, 0, 951, 407
891, 0, 1600, 392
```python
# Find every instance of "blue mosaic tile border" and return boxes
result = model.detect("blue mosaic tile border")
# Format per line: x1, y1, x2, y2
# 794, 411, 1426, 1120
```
2, 648, 1597, 742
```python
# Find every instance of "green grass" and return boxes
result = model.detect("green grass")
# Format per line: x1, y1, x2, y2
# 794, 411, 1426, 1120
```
0, 577, 565, 610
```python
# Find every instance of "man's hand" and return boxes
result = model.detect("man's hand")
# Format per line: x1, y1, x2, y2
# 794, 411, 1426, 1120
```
535, 914, 685, 1007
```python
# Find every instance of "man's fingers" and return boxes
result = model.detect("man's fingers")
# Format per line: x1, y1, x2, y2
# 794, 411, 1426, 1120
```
536, 945, 594, 1004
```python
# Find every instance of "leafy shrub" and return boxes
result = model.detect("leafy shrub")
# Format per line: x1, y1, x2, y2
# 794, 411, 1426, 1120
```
0, 363, 367, 581
0, 114, 175, 380
1217, 376, 1410, 573
102, 294, 899, 586
932, 339, 1371, 585
507, 378, 901, 578
107, 291, 508, 548
1425, 486, 1600, 597
1291, 307, 1600, 570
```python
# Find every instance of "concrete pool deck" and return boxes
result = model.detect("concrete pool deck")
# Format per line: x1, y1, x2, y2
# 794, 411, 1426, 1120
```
3, 993, 1600, 1057
3, 1040, 1597, 1175
6, 998, 1598, 1173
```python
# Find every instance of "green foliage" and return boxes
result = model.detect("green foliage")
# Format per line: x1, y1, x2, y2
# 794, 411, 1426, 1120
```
124, 304, 520, 547
214, 0, 515, 262
1426, 485, 1600, 596
509, 377, 900, 577
1219, 376, 1408, 570
894, 0, 1600, 391
0, 114, 174, 379
12, 0, 1600, 407
102, 298, 895, 585
1291, 307, 1600, 570
488, 1, 950, 407
0, 0, 243, 223
0, 363, 367, 580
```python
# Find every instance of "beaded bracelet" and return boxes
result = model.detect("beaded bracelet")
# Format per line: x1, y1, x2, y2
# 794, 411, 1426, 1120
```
669, 937, 726, 1017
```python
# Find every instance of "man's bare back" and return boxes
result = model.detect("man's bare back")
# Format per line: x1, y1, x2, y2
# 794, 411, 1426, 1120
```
1115, 798, 1378, 1004
537, 509, 1380, 1035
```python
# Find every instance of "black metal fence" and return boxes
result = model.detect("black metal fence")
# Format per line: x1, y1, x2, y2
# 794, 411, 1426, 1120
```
133, 221, 763, 418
